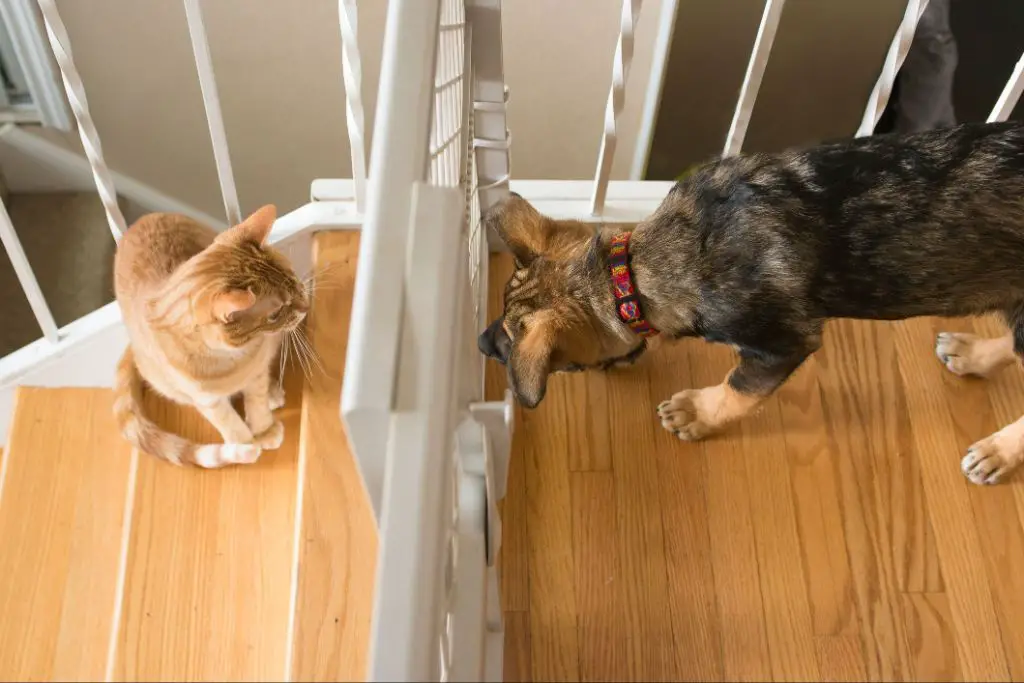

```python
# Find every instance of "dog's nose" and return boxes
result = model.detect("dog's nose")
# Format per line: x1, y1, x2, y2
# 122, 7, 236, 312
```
478, 318, 510, 363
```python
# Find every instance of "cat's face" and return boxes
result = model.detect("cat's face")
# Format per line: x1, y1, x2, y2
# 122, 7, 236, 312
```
202, 206, 310, 349
145, 205, 310, 350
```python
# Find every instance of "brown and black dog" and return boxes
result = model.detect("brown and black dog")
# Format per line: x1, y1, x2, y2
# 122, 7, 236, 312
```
479, 120, 1024, 486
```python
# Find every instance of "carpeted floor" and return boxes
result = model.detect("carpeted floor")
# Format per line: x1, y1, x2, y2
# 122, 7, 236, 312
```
0, 192, 144, 358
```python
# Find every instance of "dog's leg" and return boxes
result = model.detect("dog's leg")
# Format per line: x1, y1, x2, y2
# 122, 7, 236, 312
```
962, 305, 1024, 484
657, 338, 818, 440
935, 331, 1015, 377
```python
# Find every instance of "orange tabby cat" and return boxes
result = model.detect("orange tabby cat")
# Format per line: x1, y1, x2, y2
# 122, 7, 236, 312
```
112, 205, 309, 467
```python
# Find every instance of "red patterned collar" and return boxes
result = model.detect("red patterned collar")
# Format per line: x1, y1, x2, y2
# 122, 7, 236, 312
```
608, 232, 659, 337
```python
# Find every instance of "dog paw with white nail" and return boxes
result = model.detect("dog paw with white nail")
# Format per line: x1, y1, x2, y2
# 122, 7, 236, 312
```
962, 427, 1024, 485
935, 332, 1014, 377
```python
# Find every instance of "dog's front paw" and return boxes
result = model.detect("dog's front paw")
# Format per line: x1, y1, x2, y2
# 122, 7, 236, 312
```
962, 428, 1024, 485
657, 389, 718, 441
935, 332, 1011, 377
253, 420, 285, 450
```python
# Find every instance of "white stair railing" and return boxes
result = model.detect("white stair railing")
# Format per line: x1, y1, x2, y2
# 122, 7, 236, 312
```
183, 0, 241, 226
989, 49, 1024, 123
340, 0, 511, 678
0, 196, 59, 343
590, 0, 642, 215
722, 0, 787, 157
37, 0, 126, 240
856, 0, 930, 137
339, 0, 368, 211
341, 0, 441, 524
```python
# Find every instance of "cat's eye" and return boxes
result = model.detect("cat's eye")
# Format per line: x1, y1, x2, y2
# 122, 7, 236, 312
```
267, 308, 283, 323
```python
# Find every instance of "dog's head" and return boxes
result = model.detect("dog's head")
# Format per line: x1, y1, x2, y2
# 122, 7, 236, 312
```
478, 194, 646, 408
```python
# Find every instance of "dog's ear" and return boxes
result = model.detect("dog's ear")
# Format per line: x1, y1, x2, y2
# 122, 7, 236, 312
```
486, 194, 590, 265
507, 316, 556, 408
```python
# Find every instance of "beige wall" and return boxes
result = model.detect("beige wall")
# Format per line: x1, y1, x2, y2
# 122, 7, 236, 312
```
646, 0, 907, 178
37, 0, 662, 222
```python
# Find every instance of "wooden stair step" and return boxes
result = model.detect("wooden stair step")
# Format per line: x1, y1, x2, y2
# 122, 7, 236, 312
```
0, 231, 376, 681
0, 387, 134, 681
290, 232, 377, 681
111, 365, 303, 681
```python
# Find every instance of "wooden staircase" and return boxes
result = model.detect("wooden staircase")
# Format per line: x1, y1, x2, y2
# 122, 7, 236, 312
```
0, 233, 376, 681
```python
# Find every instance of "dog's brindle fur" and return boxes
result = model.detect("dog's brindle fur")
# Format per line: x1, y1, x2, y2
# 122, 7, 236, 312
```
479, 121, 1024, 486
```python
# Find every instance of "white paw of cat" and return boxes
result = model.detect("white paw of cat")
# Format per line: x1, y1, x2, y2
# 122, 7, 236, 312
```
253, 420, 285, 450
194, 442, 262, 469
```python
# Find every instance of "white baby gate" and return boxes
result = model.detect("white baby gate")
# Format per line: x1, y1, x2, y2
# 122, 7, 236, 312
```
3, 0, 1024, 680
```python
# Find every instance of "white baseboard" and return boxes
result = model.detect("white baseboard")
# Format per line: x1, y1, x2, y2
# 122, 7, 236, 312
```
0, 124, 229, 230
0, 301, 127, 444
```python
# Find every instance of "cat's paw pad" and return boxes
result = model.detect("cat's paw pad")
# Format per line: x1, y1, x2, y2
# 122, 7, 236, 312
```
253, 420, 285, 450
194, 443, 262, 468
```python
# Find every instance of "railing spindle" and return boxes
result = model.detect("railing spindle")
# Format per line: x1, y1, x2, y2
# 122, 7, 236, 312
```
722, 0, 787, 157
989, 50, 1024, 123
36, 0, 127, 241
183, 0, 241, 226
338, 0, 367, 211
0, 196, 59, 343
630, 0, 680, 179
856, 0, 931, 137
591, 0, 642, 216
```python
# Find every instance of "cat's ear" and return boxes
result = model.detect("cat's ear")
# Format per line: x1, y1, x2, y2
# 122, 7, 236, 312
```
217, 205, 277, 246
211, 288, 256, 323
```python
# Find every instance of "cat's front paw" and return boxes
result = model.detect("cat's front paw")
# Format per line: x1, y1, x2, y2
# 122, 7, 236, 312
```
253, 420, 285, 450
269, 383, 286, 411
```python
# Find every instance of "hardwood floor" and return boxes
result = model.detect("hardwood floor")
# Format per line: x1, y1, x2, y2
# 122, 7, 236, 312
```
487, 254, 1024, 682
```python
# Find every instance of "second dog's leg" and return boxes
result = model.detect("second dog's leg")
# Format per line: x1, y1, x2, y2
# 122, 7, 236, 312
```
962, 306, 1024, 484
936, 331, 1014, 377
658, 339, 818, 440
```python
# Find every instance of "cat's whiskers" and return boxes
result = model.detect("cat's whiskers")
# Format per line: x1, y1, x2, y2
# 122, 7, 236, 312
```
288, 325, 324, 380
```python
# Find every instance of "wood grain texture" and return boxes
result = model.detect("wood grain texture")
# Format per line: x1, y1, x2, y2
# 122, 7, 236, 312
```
815, 635, 868, 682
112, 365, 301, 681
571, 472, 628, 680
523, 380, 581, 681
494, 253, 1024, 682
817, 319, 915, 681
486, 253, 530, 613
645, 343, 722, 681
902, 592, 962, 681
503, 611, 532, 683
290, 232, 377, 682
689, 341, 772, 682
0, 388, 133, 681
895, 318, 1009, 681
605, 361, 676, 681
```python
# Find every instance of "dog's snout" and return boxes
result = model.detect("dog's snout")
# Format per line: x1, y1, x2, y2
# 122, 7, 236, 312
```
478, 318, 511, 363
